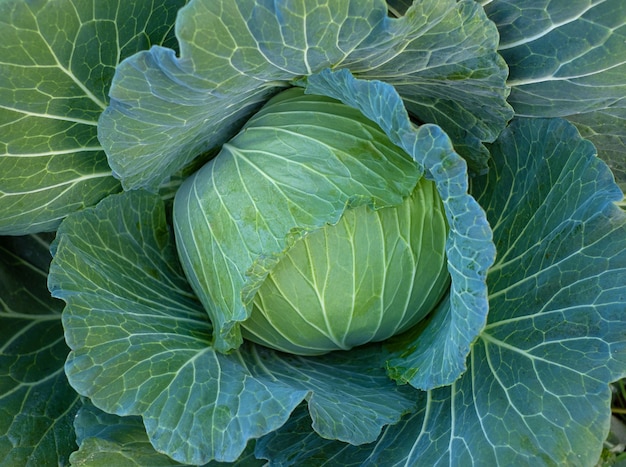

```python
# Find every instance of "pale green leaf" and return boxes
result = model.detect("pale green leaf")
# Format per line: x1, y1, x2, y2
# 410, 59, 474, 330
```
305, 69, 495, 389
173, 86, 422, 352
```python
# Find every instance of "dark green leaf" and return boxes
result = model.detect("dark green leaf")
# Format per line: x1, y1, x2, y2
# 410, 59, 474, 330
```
0, 234, 80, 466
386, 0, 413, 17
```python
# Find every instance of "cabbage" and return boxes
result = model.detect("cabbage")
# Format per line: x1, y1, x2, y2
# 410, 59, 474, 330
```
4, 0, 626, 465
174, 88, 449, 354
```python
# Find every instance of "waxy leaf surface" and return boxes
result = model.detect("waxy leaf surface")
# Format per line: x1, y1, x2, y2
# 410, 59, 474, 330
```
70, 401, 261, 466
100, 0, 511, 191
484, 0, 626, 191
0, 0, 185, 234
305, 69, 495, 389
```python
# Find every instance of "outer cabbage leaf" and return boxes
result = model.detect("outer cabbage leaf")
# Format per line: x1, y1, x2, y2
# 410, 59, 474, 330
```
100, 0, 511, 191
0, 0, 185, 235
255, 404, 381, 466
48, 190, 419, 464
486, 0, 626, 116
386, 0, 413, 17
256, 118, 626, 466
567, 107, 626, 196
70, 401, 261, 466
0, 234, 80, 466
305, 69, 495, 389
71, 402, 187, 467
347, 0, 513, 172
98, 0, 386, 190
483, 0, 626, 186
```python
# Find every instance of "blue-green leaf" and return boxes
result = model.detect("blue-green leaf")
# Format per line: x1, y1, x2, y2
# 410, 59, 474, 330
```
71, 402, 186, 466
255, 404, 380, 466
99, 0, 386, 191
49, 190, 419, 464
413, 118, 626, 465
250, 344, 420, 446
350, 0, 513, 172
100, 0, 511, 190
486, 0, 626, 117
0, 0, 185, 235
566, 108, 626, 196
70, 401, 261, 466
484, 0, 626, 187
305, 68, 496, 390
0, 234, 80, 466
436, 117, 626, 465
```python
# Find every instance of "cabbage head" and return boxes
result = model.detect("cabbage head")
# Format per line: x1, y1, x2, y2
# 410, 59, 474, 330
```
174, 88, 449, 355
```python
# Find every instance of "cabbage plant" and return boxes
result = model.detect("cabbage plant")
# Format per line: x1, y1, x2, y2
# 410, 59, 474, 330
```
1, 0, 625, 465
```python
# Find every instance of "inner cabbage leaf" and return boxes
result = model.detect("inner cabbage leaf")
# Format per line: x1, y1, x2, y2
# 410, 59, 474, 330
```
245, 175, 449, 355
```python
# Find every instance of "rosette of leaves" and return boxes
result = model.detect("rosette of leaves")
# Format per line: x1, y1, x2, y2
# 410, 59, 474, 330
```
1, 0, 625, 465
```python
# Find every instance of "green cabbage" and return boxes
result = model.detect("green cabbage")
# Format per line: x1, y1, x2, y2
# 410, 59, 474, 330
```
8, 0, 623, 464
173, 87, 449, 354
245, 176, 449, 355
